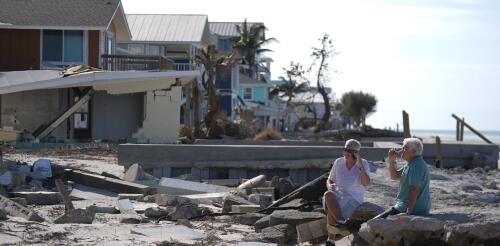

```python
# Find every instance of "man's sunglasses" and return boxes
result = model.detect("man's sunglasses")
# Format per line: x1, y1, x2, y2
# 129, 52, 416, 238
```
343, 148, 357, 154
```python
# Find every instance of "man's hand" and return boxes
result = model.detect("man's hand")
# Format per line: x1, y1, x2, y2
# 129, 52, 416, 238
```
394, 212, 408, 217
388, 148, 397, 163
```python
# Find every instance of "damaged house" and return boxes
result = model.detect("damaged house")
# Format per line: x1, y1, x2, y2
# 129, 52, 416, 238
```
0, 0, 200, 144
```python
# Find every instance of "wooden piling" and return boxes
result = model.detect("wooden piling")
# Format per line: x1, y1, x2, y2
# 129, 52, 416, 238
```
451, 114, 493, 144
435, 136, 443, 168
460, 117, 465, 141
55, 179, 74, 211
403, 111, 411, 138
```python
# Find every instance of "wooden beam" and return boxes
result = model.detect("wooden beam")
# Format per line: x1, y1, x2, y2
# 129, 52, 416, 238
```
402, 110, 411, 138
435, 136, 443, 168
55, 179, 74, 211
451, 114, 493, 144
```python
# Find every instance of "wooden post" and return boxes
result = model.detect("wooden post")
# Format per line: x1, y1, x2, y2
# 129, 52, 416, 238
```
456, 119, 460, 141
55, 179, 74, 211
402, 110, 411, 138
460, 117, 465, 141
451, 114, 493, 144
435, 136, 443, 168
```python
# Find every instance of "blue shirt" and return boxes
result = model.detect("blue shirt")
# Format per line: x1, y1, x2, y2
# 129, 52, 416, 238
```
394, 155, 431, 215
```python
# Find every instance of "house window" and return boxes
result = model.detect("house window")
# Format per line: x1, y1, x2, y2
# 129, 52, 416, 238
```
42, 30, 84, 63
244, 88, 252, 100
147, 44, 160, 55
129, 44, 144, 55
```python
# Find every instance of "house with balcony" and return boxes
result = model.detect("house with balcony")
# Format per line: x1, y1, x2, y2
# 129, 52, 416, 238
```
0, 0, 199, 144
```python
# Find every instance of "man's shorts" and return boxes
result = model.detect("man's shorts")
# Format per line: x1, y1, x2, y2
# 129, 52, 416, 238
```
323, 190, 360, 219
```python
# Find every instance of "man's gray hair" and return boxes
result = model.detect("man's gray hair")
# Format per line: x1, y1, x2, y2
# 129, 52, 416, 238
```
403, 138, 423, 155
345, 139, 361, 152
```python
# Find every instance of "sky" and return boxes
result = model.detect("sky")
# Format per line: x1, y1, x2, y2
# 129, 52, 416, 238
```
122, 0, 500, 131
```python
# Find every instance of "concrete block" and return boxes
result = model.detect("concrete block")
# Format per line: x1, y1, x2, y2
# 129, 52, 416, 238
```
131, 225, 205, 241
118, 194, 143, 201
181, 192, 228, 205
0, 194, 44, 222
117, 199, 137, 215
158, 177, 231, 195
123, 164, 156, 182
10, 191, 62, 205
231, 204, 261, 213
70, 184, 117, 201
248, 194, 273, 208
67, 170, 156, 195
296, 217, 327, 243
53, 208, 94, 224
9, 197, 27, 207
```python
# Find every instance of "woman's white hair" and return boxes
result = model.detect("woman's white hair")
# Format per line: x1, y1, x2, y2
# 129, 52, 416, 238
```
345, 139, 361, 152
403, 138, 423, 155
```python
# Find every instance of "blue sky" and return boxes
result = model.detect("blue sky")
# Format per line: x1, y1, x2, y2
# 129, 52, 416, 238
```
122, 0, 500, 131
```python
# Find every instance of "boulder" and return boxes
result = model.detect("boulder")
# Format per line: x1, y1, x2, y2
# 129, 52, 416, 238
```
358, 216, 446, 246
169, 204, 202, 220
269, 209, 325, 227
222, 194, 256, 213
347, 202, 385, 231
54, 209, 94, 224
445, 221, 500, 246
234, 213, 267, 226
246, 224, 297, 245
253, 214, 272, 232
144, 207, 169, 219
248, 194, 273, 208
0, 208, 7, 220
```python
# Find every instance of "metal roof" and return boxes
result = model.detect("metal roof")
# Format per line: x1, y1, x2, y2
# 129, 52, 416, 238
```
0, 0, 120, 28
209, 22, 263, 37
239, 74, 268, 85
126, 14, 210, 43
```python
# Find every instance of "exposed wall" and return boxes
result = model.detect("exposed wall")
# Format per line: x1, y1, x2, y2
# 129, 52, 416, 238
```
1, 89, 69, 140
133, 86, 182, 143
0, 29, 40, 71
91, 91, 143, 141
88, 30, 100, 68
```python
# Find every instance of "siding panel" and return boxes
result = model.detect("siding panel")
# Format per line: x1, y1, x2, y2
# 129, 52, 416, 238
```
0, 29, 40, 71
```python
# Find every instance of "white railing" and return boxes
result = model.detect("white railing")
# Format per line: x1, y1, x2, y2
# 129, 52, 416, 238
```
173, 63, 195, 71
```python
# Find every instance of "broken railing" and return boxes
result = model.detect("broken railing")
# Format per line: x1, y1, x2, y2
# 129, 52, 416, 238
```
101, 54, 174, 71
452, 113, 493, 144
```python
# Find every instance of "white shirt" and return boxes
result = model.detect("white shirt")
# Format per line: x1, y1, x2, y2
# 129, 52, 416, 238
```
328, 157, 372, 203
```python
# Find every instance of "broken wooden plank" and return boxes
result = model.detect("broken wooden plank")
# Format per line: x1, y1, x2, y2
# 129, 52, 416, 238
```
55, 179, 74, 210
0, 194, 44, 222
66, 170, 156, 195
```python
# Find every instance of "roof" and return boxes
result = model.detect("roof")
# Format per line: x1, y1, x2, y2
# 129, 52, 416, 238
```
239, 74, 268, 86
209, 22, 263, 37
0, 0, 121, 28
0, 70, 199, 95
126, 14, 211, 43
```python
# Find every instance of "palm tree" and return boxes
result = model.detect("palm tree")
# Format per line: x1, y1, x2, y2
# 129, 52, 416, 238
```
194, 44, 236, 138
233, 19, 277, 79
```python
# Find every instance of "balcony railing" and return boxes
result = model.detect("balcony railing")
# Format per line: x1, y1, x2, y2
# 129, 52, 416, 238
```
101, 54, 173, 71
173, 63, 198, 71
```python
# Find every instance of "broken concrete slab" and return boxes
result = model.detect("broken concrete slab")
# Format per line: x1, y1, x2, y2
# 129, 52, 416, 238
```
9, 197, 27, 207
53, 208, 94, 224
66, 170, 156, 195
253, 215, 272, 232
248, 194, 273, 208
0, 194, 44, 222
296, 217, 328, 243
234, 213, 267, 226
158, 177, 231, 195
70, 184, 117, 201
86, 205, 119, 214
269, 210, 325, 227
123, 163, 156, 182
180, 192, 228, 205
131, 224, 205, 241
250, 187, 275, 198
144, 207, 170, 219
117, 193, 143, 201
9, 191, 62, 205
169, 204, 202, 220
155, 194, 193, 206
232, 205, 261, 213
117, 199, 137, 215
246, 224, 297, 245
222, 194, 257, 213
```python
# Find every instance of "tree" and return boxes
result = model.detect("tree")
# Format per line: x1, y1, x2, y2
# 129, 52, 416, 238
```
233, 19, 277, 79
339, 91, 377, 127
309, 34, 337, 132
194, 44, 236, 138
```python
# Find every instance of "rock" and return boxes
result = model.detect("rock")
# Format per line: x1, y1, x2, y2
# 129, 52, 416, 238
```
222, 194, 256, 213
461, 184, 483, 193
54, 208, 94, 224
120, 215, 142, 224
0, 208, 7, 220
278, 198, 308, 208
269, 209, 325, 227
86, 205, 119, 214
144, 207, 169, 218
123, 163, 156, 182
347, 202, 385, 230
248, 194, 273, 208
234, 213, 267, 226
169, 204, 202, 220
482, 180, 498, 189
358, 216, 446, 246
156, 194, 192, 206
9, 197, 27, 207
253, 215, 271, 232
445, 221, 500, 246
246, 224, 297, 245
176, 219, 193, 228
271, 177, 296, 199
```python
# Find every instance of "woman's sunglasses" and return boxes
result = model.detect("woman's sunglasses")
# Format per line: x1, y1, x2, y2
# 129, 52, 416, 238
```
343, 148, 357, 154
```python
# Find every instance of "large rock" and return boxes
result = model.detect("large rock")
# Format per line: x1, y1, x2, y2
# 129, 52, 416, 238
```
54, 209, 94, 224
246, 224, 297, 245
144, 207, 170, 219
347, 202, 385, 231
253, 214, 272, 232
169, 204, 202, 220
445, 222, 500, 246
358, 216, 446, 246
234, 213, 267, 226
0, 208, 7, 220
222, 194, 256, 213
269, 209, 325, 227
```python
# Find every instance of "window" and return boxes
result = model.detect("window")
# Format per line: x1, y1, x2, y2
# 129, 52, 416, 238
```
42, 30, 84, 63
147, 44, 160, 55
244, 88, 252, 100
129, 44, 144, 55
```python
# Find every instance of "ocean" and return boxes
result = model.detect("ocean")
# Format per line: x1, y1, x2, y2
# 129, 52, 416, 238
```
412, 129, 500, 145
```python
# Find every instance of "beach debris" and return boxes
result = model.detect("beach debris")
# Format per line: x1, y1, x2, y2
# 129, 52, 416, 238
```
54, 208, 94, 224
123, 163, 156, 182
296, 217, 328, 243
0, 194, 44, 222
144, 207, 170, 219
33, 159, 52, 178
231, 204, 261, 213
222, 194, 257, 213
246, 224, 297, 245
248, 194, 273, 208
233, 212, 267, 226
269, 209, 325, 227
445, 221, 500, 246
358, 216, 446, 246
9, 191, 62, 205
237, 175, 266, 195
169, 204, 202, 220
253, 214, 272, 232
0, 208, 7, 220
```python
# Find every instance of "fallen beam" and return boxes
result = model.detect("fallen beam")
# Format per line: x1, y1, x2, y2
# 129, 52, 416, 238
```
65, 170, 156, 195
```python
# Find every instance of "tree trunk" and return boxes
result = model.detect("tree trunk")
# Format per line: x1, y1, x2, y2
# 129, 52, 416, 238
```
316, 86, 331, 132
191, 81, 202, 138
